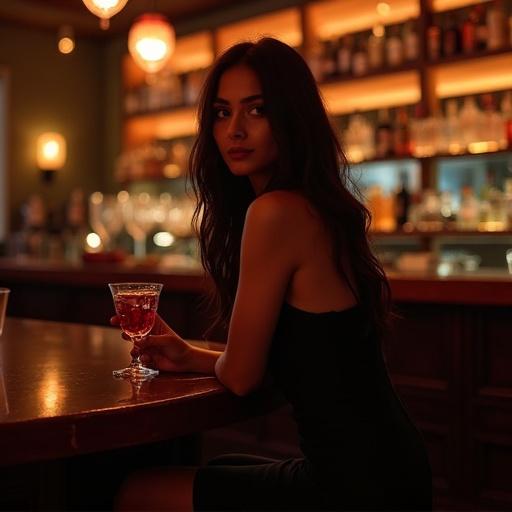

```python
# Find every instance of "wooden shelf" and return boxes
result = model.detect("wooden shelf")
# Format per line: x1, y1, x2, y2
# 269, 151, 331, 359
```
430, 0, 491, 13
215, 8, 302, 55
306, 0, 419, 40
123, 106, 197, 148
321, 70, 420, 116
432, 51, 512, 98
371, 229, 512, 238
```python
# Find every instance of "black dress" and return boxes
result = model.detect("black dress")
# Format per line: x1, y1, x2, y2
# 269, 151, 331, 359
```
193, 302, 432, 511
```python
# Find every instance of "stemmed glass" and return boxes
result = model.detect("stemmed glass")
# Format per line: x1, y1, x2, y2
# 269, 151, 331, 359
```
109, 282, 163, 380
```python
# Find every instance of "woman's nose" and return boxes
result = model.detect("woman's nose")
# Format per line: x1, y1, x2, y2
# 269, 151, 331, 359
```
227, 113, 246, 140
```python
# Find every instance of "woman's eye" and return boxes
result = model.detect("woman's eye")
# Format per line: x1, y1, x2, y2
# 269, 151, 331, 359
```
214, 108, 229, 119
249, 105, 265, 116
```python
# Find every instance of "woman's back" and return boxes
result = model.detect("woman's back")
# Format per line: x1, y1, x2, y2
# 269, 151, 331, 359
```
261, 190, 357, 313
269, 301, 432, 510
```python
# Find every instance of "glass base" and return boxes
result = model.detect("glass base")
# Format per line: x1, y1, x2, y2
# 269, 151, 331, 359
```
113, 362, 159, 380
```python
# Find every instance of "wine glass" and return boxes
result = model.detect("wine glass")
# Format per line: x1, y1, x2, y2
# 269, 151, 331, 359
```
109, 282, 163, 380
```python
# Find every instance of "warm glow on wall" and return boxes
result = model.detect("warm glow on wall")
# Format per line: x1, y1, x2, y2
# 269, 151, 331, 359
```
128, 13, 175, 74
82, 0, 129, 30
36, 132, 66, 171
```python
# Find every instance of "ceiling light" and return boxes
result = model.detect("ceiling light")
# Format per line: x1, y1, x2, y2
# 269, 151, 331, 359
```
128, 13, 175, 74
82, 0, 129, 30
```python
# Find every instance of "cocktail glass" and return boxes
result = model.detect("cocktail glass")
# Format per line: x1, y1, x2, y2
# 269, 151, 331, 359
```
109, 282, 163, 380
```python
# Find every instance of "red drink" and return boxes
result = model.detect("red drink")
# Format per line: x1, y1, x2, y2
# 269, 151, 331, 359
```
114, 291, 159, 339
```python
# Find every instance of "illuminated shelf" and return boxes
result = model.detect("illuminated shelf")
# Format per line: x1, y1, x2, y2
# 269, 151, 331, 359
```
123, 106, 197, 148
307, 0, 419, 40
432, 51, 512, 98
371, 229, 512, 238
215, 8, 302, 55
321, 70, 420, 116
430, 0, 491, 13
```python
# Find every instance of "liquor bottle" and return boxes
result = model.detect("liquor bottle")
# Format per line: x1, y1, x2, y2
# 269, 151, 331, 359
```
500, 90, 512, 147
443, 14, 461, 57
322, 39, 338, 80
459, 96, 483, 151
445, 99, 462, 154
427, 16, 442, 61
368, 29, 385, 70
395, 172, 411, 228
487, 0, 506, 50
480, 93, 506, 150
336, 35, 353, 76
474, 3, 489, 51
457, 186, 480, 230
306, 41, 324, 82
352, 35, 369, 76
403, 20, 419, 61
393, 107, 411, 157
462, 8, 477, 54
375, 108, 393, 158
386, 25, 404, 67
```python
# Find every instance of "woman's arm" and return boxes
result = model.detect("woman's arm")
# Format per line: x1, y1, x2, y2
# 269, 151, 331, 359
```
213, 192, 300, 396
134, 191, 300, 395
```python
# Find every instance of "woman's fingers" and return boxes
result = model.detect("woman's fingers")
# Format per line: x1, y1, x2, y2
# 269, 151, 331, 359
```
138, 334, 176, 349
110, 315, 120, 326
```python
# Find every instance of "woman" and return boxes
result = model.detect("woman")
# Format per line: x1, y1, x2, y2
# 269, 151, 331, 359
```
114, 37, 432, 511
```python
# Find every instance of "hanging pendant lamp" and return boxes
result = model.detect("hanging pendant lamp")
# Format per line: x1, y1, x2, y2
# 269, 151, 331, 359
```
82, 0, 129, 30
128, 13, 175, 74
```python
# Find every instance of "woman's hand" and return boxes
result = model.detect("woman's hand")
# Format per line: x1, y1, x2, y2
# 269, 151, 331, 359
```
110, 314, 193, 372
135, 333, 193, 372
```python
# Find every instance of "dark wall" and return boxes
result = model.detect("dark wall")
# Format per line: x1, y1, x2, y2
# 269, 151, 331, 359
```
0, 22, 111, 229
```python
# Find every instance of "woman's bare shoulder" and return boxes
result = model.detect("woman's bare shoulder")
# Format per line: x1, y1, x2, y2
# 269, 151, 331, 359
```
248, 190, 318, 224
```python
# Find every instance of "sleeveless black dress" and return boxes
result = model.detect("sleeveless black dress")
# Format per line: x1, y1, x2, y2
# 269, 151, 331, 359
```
193, 302, 432, 511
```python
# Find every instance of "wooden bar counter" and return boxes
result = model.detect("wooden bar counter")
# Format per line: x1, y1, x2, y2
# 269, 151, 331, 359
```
0, 317, 280, 468
1, 257, 512, 510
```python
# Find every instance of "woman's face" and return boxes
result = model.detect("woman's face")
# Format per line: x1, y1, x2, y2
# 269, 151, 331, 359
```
213, 65, 278, 194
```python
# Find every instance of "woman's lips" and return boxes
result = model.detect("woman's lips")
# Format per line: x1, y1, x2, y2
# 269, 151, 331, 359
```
227, 149, 254, 160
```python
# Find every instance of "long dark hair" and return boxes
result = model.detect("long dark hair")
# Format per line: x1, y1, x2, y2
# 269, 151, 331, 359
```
190, 37, 392, 339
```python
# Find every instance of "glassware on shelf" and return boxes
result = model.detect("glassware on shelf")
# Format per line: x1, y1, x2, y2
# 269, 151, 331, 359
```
344, 113, 375, 163
121, 192, 157, 259
444, 100, 463, 155
416, 189, 443, 231
457, 186, 480, 230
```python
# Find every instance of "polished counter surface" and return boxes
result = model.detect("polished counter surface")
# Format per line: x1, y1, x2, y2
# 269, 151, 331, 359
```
0, 257, 511, 305
0, 317, 278, 466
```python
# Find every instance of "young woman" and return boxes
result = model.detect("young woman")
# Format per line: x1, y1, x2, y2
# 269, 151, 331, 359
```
114, 38, 432, 511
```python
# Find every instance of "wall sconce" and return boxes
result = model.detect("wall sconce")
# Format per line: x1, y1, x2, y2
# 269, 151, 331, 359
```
36, 132, 66, 182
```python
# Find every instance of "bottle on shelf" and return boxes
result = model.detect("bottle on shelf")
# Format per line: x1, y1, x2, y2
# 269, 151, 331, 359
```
459, 95, 483, 151
352, 35, 369, 76
375, 108, 394, 158
403, 20, 419, 62
395, 171, 411, 228
457, 185, 480, 230
501, 90, 512, 147
462, 8, 477, 54
306, 41, 324, 82
385, 25, 404, 67
336, 34, 354, 77
343, 112, 375, 162
480, 93, 506, 150
368, 28, 385, 70
474, 3, 489, 51
444, 99, 463, 155
486, 0, 507, 50
393, 107, 411, 157
427, 16, 442, 61
443, 14, 462, 58
322, 39, 338, 80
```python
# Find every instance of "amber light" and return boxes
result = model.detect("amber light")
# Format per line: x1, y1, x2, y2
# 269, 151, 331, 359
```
128, 13, 176, 74
36, 132, 66, 180
82, 0, 129, 30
